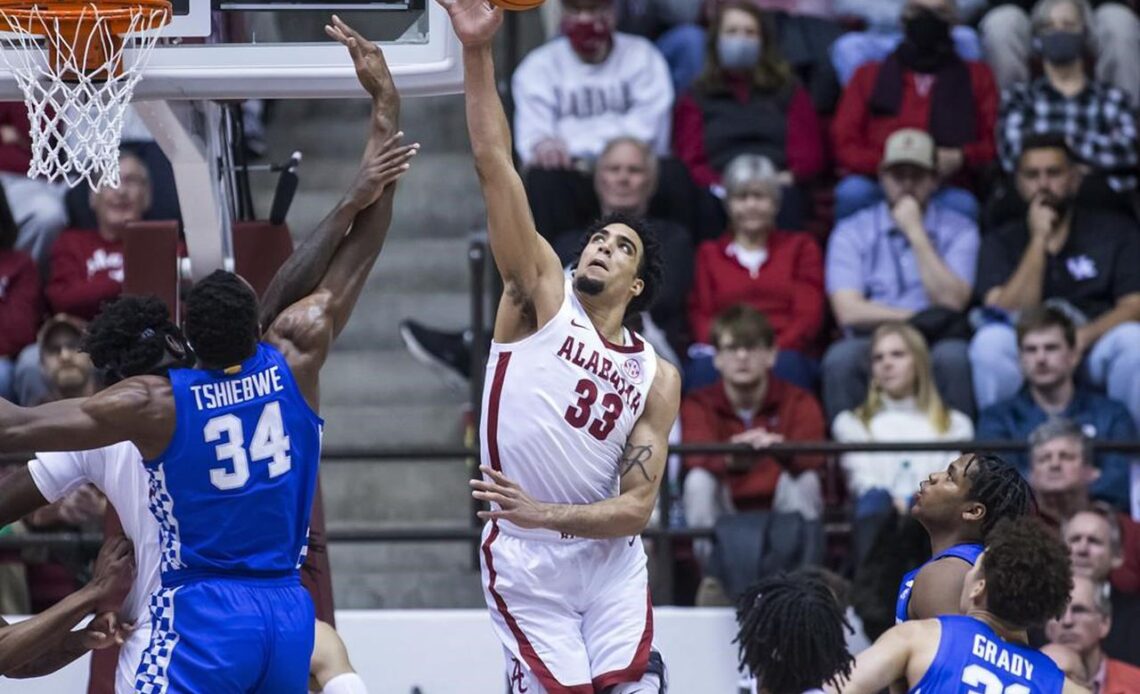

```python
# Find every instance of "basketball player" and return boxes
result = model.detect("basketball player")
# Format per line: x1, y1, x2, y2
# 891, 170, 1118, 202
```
828, 517, 1087, 694
0, 535, 133, 678
0, 17, 413, 692
436, 1, 681, 691
734, 571, 855, 694
897, 453, 1035, 622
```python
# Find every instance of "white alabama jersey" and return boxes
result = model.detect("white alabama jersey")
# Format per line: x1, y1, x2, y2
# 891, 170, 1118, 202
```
480, 278, 658, 538
29, 443, 159, 631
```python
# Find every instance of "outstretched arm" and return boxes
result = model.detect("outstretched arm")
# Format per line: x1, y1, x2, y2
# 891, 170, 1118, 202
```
437, 0, 563, 340
0, 377, 172, 456
823, 621, 927, 694
0, 535, 134, 677
471, 362, 681, 539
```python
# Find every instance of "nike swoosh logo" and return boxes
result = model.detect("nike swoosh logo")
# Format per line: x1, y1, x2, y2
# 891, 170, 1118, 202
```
628, 537, 636, 546
571, 319, 589, 330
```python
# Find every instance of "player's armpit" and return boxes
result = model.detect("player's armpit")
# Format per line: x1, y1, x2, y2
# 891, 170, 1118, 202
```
824, 621, 932, 694
908, 557, 972, 621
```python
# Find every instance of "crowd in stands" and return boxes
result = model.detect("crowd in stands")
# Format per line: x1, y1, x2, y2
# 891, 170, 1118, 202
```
398, 0, 1140, 661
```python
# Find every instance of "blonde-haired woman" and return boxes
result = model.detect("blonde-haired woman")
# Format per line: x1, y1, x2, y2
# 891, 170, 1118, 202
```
832, 322, 973, 563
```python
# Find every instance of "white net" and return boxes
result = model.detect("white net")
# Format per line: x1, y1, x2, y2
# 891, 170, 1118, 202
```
0, 3, 169, 189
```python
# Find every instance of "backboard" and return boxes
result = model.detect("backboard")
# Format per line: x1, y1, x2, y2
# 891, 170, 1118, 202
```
0, 0, 463, 100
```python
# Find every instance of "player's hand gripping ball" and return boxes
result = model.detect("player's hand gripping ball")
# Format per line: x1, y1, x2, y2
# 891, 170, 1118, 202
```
489, 0, 545, 10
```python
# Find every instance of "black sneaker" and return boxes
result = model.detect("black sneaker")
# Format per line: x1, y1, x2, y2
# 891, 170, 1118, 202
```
399, 320, 472, 389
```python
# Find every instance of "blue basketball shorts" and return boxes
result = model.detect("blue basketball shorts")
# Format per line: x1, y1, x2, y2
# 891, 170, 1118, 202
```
133, 576, 315, 693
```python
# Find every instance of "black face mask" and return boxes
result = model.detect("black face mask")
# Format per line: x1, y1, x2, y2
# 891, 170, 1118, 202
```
904, 8, 952, 51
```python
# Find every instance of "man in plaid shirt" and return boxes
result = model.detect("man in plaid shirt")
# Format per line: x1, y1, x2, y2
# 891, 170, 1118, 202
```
997, 0, 1138, 195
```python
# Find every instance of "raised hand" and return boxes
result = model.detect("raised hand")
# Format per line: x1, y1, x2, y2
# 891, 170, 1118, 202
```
325, 15, 396, 101
346, 132, 420, 210
435, 0, 503, 49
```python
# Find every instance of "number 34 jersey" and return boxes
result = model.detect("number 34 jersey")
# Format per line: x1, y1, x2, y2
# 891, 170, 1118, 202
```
144, 343, 324, 585
480, 278, 658, 535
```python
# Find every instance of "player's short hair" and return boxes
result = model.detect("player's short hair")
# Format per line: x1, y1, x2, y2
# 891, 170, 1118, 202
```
964, 453, 1036, 539
1016, 305, 1077, 349
982, 517, 1073, 628
709, 304, 775, 350
183, 270, 260, 368
735, 571, 854, 694
83, 295, 189, 381
575, 212, 663, 316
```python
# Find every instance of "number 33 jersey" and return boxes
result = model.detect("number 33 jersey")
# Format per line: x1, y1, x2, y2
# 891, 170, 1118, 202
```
480, 278, 658, 533
144, 343, 324, 585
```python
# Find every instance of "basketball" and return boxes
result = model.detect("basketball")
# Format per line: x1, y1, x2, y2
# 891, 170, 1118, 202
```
490, 0, 545, 10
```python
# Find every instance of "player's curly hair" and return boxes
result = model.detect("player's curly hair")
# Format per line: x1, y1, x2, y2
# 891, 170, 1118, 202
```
183, 270, 259, 368
735, 571, 854, 694
982, 516, 1073, 628
82, 295, 183, 381
963, 453, 1037, 539
574, 212, 664, 316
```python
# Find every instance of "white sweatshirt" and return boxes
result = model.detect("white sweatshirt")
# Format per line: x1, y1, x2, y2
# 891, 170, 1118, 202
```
511, 32, 674, 166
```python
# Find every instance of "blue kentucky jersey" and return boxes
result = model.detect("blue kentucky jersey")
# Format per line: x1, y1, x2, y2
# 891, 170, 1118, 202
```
911, 615, 1064, 694
897, 543, 983, 623
144, 342, 323, 585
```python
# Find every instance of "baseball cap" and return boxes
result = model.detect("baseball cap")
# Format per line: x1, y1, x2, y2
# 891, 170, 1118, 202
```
37, 313, 87, 349
880, 128, 936, 171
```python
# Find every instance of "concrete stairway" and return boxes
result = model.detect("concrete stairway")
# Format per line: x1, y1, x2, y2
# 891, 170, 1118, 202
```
256, 94, 488, 608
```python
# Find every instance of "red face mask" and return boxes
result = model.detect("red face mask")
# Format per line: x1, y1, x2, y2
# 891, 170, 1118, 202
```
562, 16, 612, 57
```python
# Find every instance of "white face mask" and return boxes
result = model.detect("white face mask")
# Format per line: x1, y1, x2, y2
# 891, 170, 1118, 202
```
717, 35, 761, 71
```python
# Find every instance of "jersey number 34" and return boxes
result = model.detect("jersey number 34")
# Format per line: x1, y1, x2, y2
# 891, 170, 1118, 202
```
204, 402, 293, 491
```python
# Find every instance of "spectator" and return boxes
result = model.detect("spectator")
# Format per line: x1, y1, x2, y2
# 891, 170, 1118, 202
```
11, 151, 150, 406
823, 129, 978, 421
655, 1, 843, 111
513, 0, 675, 239
1062, 508, 1140, 666
681, 304, 826, 562
34, 314, 96, 404
976, 308, 1136, 508
1046, 574, 1140, 689
400, 136, 694, 375
673, 2, 825, 233
993, 0, 1138, 220
0, 188, 41, 402
981, 0, 1140, 107
970, 135, 1140, 429
1029, 418, 1114, 524
830, 0, 999, 220
832, 322, 973, 564
687, 155, 825, 391
0, 103, 68, 274
830, 0, 987, 86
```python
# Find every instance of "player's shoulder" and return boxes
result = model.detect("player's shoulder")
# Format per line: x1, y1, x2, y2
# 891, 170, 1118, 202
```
646, 358, 681, 413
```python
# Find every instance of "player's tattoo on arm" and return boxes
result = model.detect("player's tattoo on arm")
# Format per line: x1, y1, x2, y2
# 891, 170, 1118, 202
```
619, 444, 655, 482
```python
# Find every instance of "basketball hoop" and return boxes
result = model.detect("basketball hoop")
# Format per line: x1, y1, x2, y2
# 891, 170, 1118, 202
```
0, 0, 171, 189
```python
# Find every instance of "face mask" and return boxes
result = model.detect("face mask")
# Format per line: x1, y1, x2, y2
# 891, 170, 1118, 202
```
903, 8, 951, 50
562, 17, 612, 58
717, 35, 761, 71
1036, 30, 1085, 65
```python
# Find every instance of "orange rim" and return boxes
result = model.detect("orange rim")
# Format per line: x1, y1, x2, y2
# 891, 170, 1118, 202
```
0, 1, 171, 76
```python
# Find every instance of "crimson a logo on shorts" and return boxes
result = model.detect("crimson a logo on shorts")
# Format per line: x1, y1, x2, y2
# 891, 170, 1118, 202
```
622, 358, 643, 384
510, 657, 528, 692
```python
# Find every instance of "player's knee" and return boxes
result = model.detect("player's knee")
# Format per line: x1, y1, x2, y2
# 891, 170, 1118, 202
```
603, 650, 667, 694
309, 620, 355, 688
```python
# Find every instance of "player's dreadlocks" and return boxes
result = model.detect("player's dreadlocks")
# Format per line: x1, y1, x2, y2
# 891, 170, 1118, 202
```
183, 270, 260, 368
964, 453, 1037, 539
83, 295, 192, 382
574, 211, 664, 316
734, 571, 854, 694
